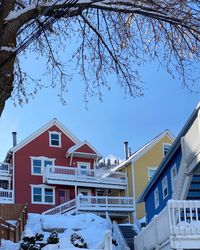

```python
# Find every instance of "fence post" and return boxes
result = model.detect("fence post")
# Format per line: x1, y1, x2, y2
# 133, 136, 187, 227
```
104, 230, 112, 250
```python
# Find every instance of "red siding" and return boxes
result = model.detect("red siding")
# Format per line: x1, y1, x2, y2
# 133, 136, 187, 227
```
13, 124, 96, 213
75, 144, 97, 155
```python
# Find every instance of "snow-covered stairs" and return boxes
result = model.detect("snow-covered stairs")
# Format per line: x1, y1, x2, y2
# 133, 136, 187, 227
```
118, 225, 136, 250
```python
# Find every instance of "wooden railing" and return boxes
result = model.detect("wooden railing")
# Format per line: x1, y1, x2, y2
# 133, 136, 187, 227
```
0, 163, 12, 176
43, 166, 127, 186
0, 189, 14, 203
0, 204, 28, 245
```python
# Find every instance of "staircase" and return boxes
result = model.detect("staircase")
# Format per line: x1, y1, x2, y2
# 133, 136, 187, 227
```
42, 199, 76, 215
187, 175, 200, 200
119, 225, 137, 250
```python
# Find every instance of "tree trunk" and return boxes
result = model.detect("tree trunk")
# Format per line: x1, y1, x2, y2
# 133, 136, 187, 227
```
0, 1, 16, 116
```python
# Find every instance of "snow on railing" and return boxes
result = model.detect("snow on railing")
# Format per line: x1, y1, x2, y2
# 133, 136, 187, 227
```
168, 200, 200, 236
43, 165, 127, 185
0, 189, 14, 203
0, 163, 12, 176
113, 222, 130, 250
135, 200, 200, 250
77, 195, 134, 212
42, 199, 76, 215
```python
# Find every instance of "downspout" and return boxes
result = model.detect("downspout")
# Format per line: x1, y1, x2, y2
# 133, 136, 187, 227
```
131, 161, 137, 221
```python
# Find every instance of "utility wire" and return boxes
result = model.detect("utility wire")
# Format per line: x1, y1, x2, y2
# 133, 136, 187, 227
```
0, 0, 78, 69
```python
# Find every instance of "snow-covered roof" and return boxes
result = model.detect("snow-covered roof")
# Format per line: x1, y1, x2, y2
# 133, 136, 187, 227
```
66, 140, 102, 159
111, 129, 175, 172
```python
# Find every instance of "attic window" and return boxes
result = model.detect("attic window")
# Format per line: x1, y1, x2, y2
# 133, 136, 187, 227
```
163, 143, 171, 157
49, 131, 61, 147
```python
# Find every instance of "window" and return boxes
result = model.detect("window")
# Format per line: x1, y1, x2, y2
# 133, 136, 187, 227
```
163, 143, 171, 157
77, 162, 90, 176
154, 188, 159, 209
162, 176, 169, 199
171, 164, 177, 190
49, 131, 61, 147
31, 185, 55, 204
31, 157, 54, 175
148, 167, 157, 181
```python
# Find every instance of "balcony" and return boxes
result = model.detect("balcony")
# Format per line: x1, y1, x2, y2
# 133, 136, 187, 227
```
0, 163, 12, 178
0, 189, 14, 203
135, 200, 200, 250
43, 195, 134, 215
43, 166, 127, 189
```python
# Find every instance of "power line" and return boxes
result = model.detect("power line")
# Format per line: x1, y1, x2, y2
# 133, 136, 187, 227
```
0, 0, 78, 69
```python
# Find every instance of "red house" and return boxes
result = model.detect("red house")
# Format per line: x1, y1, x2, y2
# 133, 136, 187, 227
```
1, 119, 134, 220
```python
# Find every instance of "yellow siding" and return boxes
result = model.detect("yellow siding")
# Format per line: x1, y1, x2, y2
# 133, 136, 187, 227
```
134, 136, 173, 219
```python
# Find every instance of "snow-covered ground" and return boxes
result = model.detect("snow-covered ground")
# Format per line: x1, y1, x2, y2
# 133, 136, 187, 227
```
0, 213, 116, 250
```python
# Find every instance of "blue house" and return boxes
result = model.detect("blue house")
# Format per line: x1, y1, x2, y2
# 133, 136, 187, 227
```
135, 103, 200, 250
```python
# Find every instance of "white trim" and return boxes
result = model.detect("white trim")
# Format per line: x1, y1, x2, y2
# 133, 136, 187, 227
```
148, 167, 157, 181
31, 184, 55, 205
170, 164, 177, 191
12, 152, 15, 203
112, 130, 175, 172
30, 156, 55, 176
154, 187, 159, 209
162, 176, 169, 200
9, 118, 81, 153
162, 143, 172, 157
49, 131, 61, 148
131, 161, 137, 218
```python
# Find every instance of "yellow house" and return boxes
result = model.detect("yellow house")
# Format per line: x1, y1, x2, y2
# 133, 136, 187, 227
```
112, 130, 175, 222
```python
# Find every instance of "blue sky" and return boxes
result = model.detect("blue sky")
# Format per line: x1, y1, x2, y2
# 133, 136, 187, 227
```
0, 58, 199, 161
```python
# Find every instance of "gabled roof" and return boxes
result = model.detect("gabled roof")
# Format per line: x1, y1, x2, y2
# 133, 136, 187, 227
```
66, 140, 102, 159
138, 103, 200, 203
111, 129, 175, 172
6, 118, 81, 155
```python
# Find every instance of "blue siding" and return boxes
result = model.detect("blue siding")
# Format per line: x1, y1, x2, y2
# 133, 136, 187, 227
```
145, 147, 182, 224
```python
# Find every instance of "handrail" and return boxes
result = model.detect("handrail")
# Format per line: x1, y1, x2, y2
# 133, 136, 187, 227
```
44, 165, 127, 185
113, 222, 130, 250
42, 199, 76, 215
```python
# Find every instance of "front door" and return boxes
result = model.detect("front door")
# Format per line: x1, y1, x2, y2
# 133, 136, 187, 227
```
78, 188, 91, 204
59, 190, 70, 204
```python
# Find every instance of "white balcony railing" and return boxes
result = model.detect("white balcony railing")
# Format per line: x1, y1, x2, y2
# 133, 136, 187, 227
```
43, 166, 127, 186
77, 195, 134, 212
135, 200, 200, 250
0, 189, 14, 203
0, 163, 12, 176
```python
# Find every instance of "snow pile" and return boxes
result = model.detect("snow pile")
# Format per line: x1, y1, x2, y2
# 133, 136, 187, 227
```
1, 213, 113, 250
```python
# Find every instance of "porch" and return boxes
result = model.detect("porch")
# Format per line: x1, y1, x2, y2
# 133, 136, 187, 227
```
43, 165, 127, 189
43, 195, 134, 216
135, 200, 200, 250
0, 163, 12, 177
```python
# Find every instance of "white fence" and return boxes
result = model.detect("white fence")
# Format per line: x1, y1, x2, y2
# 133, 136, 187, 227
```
43, 165, 127, 186
0, 189, 14, 203
77, 195, 134, 212
42, 199, 76, 215
135, 200, 200, 250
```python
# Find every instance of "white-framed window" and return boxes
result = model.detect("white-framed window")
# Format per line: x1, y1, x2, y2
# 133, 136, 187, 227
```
31, 185, 55, 204
163, 143, 171, 157
148, 167, 157, 181
171, 164, 177, 190
49, 131, 61, 147
31, 157, 55, 175
154, 187, 159, 209
77, 162, 90, 176
162, 176, 169, 199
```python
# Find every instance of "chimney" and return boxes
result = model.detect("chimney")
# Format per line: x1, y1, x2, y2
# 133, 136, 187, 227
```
129, 147, 131, 157
12, 132, 17, 147
124, 141, 129, 160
